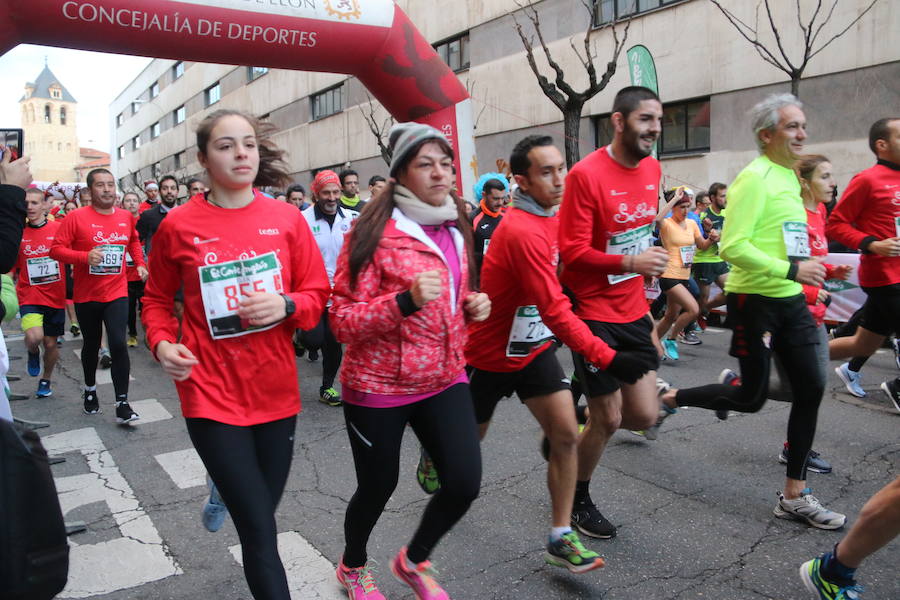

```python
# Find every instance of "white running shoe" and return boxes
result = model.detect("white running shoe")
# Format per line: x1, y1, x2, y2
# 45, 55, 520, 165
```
774, 489, 846, 530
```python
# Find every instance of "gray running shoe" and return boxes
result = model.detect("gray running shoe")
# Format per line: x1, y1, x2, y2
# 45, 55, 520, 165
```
774, 489, 846, 530
880, 379, 900, 413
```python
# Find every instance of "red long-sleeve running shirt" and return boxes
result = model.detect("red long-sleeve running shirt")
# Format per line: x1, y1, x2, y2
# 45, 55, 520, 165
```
15, 220, 66, 308
558, 147, 662, 323
141, 192, 330, 426
49, 205, 145, 303
465, 206, 616, 372
826, 162, 900, 287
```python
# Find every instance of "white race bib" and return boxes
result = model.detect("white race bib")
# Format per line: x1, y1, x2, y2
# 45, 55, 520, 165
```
506, 305, 554, 357
26, 256, 60, 285
679, 245, 696, 268
482, 238, 490, 255
894, 216, 900, 238
782, 222, 810, 260
125, 251, 135, 268
606, 223, 653, 284
89, 244, 125, 275
198, 251, 285, 340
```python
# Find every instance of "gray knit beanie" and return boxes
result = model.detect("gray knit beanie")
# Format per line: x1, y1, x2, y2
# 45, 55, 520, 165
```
388, 122, 451, 177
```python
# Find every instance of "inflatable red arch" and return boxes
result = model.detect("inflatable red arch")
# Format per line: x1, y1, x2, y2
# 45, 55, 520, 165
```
0, 0, 475, 194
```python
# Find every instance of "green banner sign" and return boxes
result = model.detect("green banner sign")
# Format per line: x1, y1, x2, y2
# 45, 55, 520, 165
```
627, 44, 659, 157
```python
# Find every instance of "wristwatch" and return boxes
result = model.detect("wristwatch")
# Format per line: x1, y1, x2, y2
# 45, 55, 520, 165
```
280, 293, 296, 318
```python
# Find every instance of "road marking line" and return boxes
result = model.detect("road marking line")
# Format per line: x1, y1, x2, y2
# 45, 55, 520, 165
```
155, 448, 206, 489
230, 531, 343, 599
43, 427, 182, 597
72, 349, 135, 386
130, 398, 173, 424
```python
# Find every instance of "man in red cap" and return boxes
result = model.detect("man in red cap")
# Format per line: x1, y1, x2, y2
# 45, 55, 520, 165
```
298, 170, 359, 406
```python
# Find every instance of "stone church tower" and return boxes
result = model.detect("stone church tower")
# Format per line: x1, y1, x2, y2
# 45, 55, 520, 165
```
20, 63, 80, 182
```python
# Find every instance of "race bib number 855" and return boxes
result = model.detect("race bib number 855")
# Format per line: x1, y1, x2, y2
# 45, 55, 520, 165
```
199, 251, 285, 339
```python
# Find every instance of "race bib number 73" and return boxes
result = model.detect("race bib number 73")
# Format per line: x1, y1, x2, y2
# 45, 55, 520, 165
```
198, 251, 285, 339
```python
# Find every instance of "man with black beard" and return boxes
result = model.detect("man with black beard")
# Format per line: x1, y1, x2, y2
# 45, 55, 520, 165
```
557, 86, 669, 540
136, 174, 178, 255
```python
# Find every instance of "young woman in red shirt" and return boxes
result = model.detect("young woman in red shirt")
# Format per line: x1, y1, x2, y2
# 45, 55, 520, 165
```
329, 123, 490, 600
141, 109, 329, 600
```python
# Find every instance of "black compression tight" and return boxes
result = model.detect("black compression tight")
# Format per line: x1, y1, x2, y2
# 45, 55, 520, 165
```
675, 295, 824, 481
75, 298, 129, 398
127, 280, 144, 337
186, 416, 296, 600
298, 310, 342, 389
342, 384, 482, 567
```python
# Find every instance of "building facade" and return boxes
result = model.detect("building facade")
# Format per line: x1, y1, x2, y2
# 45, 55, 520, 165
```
21, 64, 81, 183
109, 0, 899, 199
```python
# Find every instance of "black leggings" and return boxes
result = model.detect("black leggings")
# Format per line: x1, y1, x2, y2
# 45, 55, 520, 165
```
75, 298, 129, 398
186, 416, 296, 600
675, 294, 824, 481
127, 280, 145, 337
298, 310, 342, 389
342, 383, 481, 567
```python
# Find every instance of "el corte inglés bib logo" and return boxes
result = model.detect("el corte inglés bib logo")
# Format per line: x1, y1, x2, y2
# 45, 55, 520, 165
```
324, 0, 361, 20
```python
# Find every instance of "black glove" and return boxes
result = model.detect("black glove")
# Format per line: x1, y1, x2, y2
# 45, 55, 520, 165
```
606, 350, 655, 384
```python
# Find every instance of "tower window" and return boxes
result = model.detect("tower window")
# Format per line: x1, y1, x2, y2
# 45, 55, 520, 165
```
60, 106, 67, 125
44, 104, 51, 123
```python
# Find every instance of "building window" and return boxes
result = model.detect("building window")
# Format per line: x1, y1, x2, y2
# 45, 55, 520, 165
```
174, 151, 184, 171
205, 82, 221, 107
151, 121, 161, 139
660, 98, 710, 155
593, 0, 683, 25
116, 112, 124, 127
173, 61, 184, 79
174, 105, 186, 125
44, 104, 51, 123
60, 106, 67, 126
248, 66, 269, 82
50, 87, 61, 99
150, 81, 160, 99
593, 114, 614, 149
434, 33, 470, 72
311, 84, 344, 120
117, 145, 125, 159
132, 172, 140, 187
132, 135, 141, 151
131, 101, 140, 115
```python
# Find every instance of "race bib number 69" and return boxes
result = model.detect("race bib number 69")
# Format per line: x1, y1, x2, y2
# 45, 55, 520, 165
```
198, 251, 285, 339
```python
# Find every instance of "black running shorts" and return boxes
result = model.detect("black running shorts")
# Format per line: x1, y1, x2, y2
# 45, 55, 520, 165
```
571, 314, 659, 398
658, 277, 687, 292
726, 292, 818, 358
468, 345, 570, 425
692, 261, 729, 285
859, 284, 900, 337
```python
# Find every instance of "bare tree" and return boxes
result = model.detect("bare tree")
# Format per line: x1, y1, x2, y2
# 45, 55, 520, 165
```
512, 0, 631, 167
358, 92, 394, 166
709, 0, 879, 97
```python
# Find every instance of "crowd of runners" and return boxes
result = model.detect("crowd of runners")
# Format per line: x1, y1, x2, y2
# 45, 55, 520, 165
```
1, 87, 898, 600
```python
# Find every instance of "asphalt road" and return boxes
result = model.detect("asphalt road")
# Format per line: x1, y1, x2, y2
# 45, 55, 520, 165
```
5, 323, 898, 600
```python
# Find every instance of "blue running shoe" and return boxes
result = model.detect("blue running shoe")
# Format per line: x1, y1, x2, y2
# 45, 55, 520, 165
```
27, 351, 40, 377
202, 476, 228, 532
663, 338, 679, 360
36, 379, 52, 398
799, 554, 863, 599
835, 363, 865, 398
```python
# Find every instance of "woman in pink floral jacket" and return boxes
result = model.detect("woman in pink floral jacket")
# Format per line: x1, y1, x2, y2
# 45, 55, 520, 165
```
329, 123, 490, 600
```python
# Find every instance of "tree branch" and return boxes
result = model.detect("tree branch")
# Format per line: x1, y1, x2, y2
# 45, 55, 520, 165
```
358, 93, 393, 166
708, 0, 794, 78
762, 0, 798, 73
808, 0, 879, 61
511, 2, 567, 110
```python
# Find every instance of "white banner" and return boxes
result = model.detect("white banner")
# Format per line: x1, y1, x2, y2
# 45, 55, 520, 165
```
646, 253, 865, 324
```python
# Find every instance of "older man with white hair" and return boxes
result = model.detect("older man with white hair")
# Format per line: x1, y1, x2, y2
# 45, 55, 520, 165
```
656, 93, 845, 531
